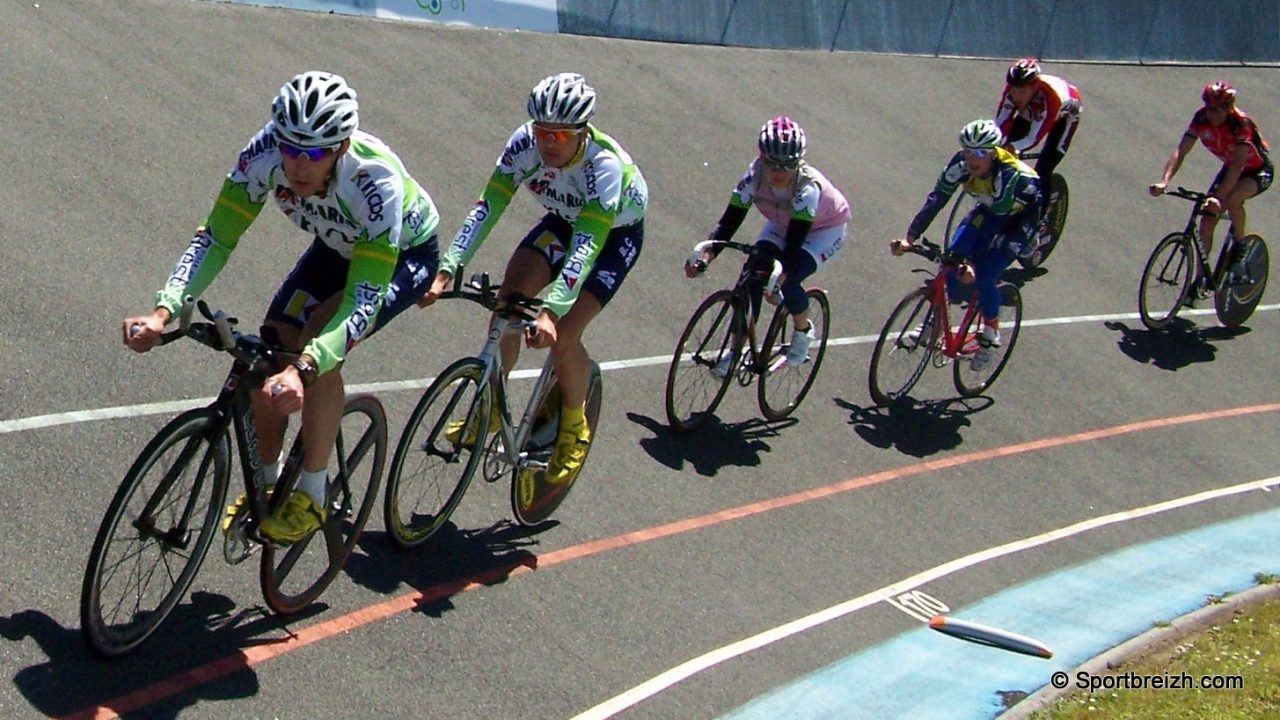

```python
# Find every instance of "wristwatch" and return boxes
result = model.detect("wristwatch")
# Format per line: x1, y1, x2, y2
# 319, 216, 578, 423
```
291, 358, 318, 388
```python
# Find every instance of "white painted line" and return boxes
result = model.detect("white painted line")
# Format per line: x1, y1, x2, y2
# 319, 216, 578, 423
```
568, 476, 1280, 720
3, 304, 1275, 435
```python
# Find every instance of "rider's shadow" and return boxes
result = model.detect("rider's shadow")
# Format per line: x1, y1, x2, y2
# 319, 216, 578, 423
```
0, 590, 317, 718
346, 521, 545, 618
834, 396, 989, 458
1001, 265, 1048, 287
627, 411, 796, 476
1107, 319, 1248, 370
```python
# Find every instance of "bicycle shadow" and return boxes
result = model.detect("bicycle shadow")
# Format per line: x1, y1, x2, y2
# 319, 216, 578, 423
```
1106, 319, 1248, 370
345, 520, 546, 618
1, 590, 321, 718
834, 396, 991, 458
626, 411, 797, 476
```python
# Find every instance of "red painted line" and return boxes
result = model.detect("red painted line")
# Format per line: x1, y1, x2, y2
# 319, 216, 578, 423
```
63, 402, 1280, 720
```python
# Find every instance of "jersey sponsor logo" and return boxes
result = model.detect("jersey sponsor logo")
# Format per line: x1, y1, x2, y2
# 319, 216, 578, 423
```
345, 281, 383, 351
167, 229, 215, 286
238, 133, 278, 173
624, 184, 647, 210
528, 180, 584, 209
561, 232, 594, 290
595, 269, 617, 290
501, 134, 534, 168
454, 199, 490, 250
284, 289, 320, 324
583, 159, 598, 197
354, 170, 385, 223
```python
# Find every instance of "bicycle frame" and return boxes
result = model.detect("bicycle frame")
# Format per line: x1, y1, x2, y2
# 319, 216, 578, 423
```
915, 248, 986, 361
1168, 186, 1239, 289
688, 239, 784, 379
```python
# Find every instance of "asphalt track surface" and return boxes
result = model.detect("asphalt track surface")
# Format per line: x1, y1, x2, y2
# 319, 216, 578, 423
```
3, 1, 1280, 718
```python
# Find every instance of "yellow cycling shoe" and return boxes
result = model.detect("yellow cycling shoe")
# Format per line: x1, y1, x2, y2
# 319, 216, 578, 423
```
223, 485, 274, 536
258, 490, 327, 545
444, 411, 499, 446
547, 424, 592, 486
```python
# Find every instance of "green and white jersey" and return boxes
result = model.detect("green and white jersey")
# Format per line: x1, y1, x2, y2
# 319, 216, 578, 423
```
154, 123, 440, 372
442, 122, 647, 317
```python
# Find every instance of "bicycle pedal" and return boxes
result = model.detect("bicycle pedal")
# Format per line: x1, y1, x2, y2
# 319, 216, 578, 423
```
222, 512, 257, 565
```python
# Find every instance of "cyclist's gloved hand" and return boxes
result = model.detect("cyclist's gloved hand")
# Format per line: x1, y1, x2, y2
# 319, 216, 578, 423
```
526, 309, 558, 350
890, 237, 913, 256
122, 307, 171, 353
1202, 196, 1223, 215
418, 270, 453, 308
956, 260, 977, 284
1148, 182, 1168, 197
262, 368, 304, 415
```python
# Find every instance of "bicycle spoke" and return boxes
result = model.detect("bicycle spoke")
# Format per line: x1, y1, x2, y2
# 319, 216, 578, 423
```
665, 290, 739, 432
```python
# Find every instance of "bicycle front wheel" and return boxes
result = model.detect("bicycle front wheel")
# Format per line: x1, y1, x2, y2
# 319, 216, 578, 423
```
954, 284, 1023, 397
868, 288, 936, 406
1138, 232, 1195, 330
758, 288, 831, 420
1215, 234, 1269, 328
664, 289, 741, 433
80, 408, 230, 658
261, 394, 387, 614
1020, 173, 1069, 269
383, 358, 489, 549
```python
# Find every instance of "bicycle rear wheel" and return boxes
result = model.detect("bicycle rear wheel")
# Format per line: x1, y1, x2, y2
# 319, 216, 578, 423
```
954, 284, 1023, 397
757, 288, 830, 420
260, 394, 387, 614
1138, 232, 1195, 330
664, 289, 741, 433
510, 360, 603, 526
1214, 234, 1269, 328
868, 288, 935, 406
80, 408, 230, 658
1019, 173, 1069, 269
384, 358, 489, 549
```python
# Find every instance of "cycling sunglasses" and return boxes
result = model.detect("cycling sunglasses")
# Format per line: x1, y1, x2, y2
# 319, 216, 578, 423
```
764, 159, 799, 171
278, 140, 340, 161
532, 124, 585, 144
962, 147, 992, 159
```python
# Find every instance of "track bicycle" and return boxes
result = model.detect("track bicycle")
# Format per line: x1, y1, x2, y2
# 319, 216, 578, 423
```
942, 151, 1069, 270
1138, 186, 1269, 330
664, 239, 831, 433
81, 299, 387, 658
868, 237, 1023, 405
383, 271, 602, 547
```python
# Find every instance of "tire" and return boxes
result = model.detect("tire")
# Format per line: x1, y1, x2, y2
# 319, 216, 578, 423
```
1215, 234, 1269, 328
383, 359, 489, 549
664, 290, 742, 433
260, 394, 387, 614
954, 283, 1023, 397
81, 408, 230, 658
1138, 233, 1195, 330
868, 288, 936, 406
942, 192, 977, 252
510, 360, 603, 526
757, 288, 830, 420
1019, 173, 1069, 269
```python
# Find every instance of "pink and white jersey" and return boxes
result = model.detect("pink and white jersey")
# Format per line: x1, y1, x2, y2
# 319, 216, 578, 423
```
730, 159, 851, 230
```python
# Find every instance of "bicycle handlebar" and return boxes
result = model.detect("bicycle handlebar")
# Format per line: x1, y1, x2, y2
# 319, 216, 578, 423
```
903, 236, 966, 266
1165, 186, 1208, 203
151, 297, 280, 370
439, 267, 542, 323
688, 239, 785, 298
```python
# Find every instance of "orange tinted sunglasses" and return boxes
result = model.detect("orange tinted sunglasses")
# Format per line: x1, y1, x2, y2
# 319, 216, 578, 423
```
532, 124, 585, 144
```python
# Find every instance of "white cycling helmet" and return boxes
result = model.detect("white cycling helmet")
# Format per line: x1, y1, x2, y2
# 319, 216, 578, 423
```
527, 72, 597, 126
272, 71, 359, 148
758, 116, 807, 165
959, 118, 1003, 150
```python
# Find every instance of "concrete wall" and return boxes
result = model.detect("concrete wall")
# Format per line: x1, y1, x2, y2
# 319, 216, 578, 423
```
558, 0, 1280, 63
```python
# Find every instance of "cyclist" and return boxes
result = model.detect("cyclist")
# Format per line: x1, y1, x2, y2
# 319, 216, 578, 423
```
890, 119, 1041, 370
123, 71, 441, 543
421, 72, 646, 491
995, 58, 1082, 259
684, 116, 850, 377
1148, 81, 1272, 287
